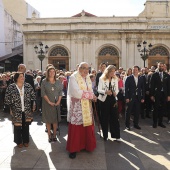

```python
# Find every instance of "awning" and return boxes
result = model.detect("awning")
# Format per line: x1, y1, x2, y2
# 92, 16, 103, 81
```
0, 45, 23, 62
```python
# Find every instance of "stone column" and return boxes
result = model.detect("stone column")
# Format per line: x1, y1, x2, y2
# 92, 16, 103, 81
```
120, 34, 127, 69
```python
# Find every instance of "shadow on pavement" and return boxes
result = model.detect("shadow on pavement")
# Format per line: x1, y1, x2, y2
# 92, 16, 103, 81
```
10, 135, 50, 169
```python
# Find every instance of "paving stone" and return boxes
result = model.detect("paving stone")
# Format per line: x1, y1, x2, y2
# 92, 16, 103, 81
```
137, 152, 170, 170
34, 152, 71, 169
1, 109, 170, 170
70, 152, 107, 170
106, 152, 145, 170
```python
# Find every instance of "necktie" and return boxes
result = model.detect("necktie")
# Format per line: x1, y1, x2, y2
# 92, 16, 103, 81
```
145, 74, 148, 84
160, 72, 163, 82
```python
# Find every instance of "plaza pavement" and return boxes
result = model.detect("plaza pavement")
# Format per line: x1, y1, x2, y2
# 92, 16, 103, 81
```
0, 110, 170, 170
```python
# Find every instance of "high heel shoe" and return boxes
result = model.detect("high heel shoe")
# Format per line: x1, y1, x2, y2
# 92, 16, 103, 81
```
53, 137, 57, 142
48, 134, 53, 143
53, 133, 57, 142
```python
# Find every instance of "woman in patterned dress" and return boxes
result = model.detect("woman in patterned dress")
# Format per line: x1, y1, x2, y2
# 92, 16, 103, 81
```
5, 72, 36, 148
41, 66, 63, 142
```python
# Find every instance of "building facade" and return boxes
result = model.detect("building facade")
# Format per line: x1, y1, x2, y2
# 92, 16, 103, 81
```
2, 0, 40, 25
0, 0, 40, 72
0, 0, 5, 57
0, 0, 23, 72
23, 0, 170, 71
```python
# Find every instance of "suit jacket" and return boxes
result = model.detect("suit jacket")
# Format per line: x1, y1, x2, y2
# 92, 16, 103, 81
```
125, 75, 145, 101
34, 83, 41, 97
98, 77, 119, 102
142, 74, 150, 92
95, 72, 102, 87
25, 74, 35, 90
148, 72, 154, 91
150, 71, 170, 98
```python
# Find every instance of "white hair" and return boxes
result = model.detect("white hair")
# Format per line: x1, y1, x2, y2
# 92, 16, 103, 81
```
78, 62, 89, 68
18, 64, 26, 69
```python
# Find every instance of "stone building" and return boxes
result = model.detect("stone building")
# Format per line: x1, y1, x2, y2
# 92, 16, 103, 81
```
0, 0, 40, 72
2, 0, 40, 25
23, 0, 170, 71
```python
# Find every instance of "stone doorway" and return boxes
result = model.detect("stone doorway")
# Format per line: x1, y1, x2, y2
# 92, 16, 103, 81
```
148, 55, 169, 69
148, 46, 169, 69
48, 46, 69, 71
98, 46, 119, 69
98, 55, 119, 68
48, 57, 69, 71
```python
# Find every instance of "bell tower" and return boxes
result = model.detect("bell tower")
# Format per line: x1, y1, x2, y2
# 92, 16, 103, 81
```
139, 0, 170, 18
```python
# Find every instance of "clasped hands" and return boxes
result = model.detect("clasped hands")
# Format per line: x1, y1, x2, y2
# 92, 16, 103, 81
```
48, 101, 60, 107
105, 90, 116, 96
151, 96, 170, 102
126, 99, 144, 103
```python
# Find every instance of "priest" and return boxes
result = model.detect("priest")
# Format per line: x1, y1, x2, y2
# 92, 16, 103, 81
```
66, 62, 97, 159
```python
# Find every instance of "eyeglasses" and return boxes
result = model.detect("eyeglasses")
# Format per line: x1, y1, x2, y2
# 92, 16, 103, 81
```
80, 67, 89, 71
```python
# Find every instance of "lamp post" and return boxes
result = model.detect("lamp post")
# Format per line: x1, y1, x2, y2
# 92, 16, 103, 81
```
34, 42, 49, 71
137, 41, 152, 67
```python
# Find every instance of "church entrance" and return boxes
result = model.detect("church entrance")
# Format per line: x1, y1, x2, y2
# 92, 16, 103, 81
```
98, 46, 119, 68
148, 46, 169, 69
48, 46, 69, 71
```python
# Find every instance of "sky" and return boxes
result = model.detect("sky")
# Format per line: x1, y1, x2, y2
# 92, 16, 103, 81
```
25, 0, 146, 18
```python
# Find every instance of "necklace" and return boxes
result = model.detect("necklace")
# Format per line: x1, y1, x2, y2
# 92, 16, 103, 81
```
49, 79, 55, 91
19, 89, 23, 96
16, 84, 23, 96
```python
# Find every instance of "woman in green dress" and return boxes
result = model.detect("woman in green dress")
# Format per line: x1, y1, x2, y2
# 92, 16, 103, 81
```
41, 66, 63, 142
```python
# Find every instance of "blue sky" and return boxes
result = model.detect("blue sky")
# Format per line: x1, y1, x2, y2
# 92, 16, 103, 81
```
25, 0, 146, 17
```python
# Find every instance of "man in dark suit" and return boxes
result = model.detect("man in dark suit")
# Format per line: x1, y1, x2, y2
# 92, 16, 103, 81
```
125, 66, 145, 130
18, 64, 34, 90
150, 62, 170, 128
141, 67, 151, 118
95, 62, 107, 88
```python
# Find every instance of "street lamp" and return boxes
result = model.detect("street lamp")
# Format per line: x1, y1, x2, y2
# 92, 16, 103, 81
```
34, 42, 49, 71
137, 41, 152, 67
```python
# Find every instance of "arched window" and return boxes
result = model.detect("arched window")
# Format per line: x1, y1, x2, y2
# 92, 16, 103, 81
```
149, 46, 169, 56
50, 47, 68, 56
99, 46, 118, 56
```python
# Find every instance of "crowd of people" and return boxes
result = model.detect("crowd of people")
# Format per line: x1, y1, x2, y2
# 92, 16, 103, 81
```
0, 61, 170, 159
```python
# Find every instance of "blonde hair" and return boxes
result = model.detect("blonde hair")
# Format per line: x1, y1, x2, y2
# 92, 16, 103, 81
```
101, 65, 117, 81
